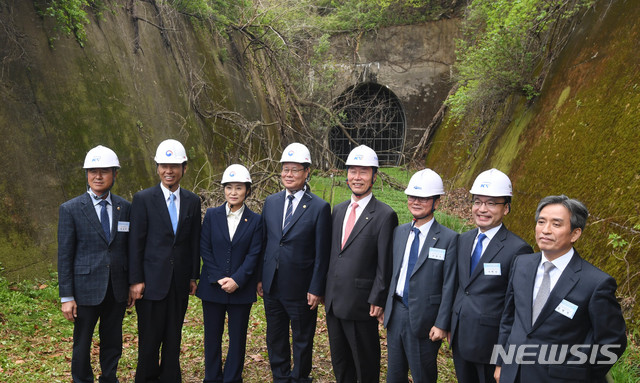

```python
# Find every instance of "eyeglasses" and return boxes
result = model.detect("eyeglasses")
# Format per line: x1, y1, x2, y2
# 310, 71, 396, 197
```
281, 167, 305, 175
472, 199, 507, 208
408, 196, 433, 203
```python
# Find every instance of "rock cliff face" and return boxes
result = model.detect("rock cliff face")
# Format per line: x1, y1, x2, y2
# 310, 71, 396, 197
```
0, 1, 276, 280
426, 1, 640, 324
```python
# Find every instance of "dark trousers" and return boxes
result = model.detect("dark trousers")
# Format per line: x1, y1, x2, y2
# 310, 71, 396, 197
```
72, 281, 126, 383
326, 308, 380, 383
386, 299, 441, 383
135, 278, 189, 383
202, 301, 252, 383
452, 329, 496, 383
263, 279, 317, 383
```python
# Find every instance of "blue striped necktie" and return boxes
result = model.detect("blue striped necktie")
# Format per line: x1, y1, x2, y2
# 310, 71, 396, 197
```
283, 195, 295, 230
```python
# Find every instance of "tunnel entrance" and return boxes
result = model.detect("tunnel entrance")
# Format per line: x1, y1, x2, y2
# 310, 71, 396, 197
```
329, 83, 406, 167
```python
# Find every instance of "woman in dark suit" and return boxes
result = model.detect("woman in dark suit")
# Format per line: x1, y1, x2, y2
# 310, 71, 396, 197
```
196, 164, 262, 383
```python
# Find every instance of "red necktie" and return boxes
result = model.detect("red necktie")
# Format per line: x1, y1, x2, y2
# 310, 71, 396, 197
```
342, 202, 359, 249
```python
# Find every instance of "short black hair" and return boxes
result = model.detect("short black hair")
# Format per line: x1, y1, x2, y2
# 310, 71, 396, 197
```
535, 195, 588, 231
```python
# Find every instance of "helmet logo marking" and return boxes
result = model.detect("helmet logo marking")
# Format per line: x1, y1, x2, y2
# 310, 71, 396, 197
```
166, 150, 173, 157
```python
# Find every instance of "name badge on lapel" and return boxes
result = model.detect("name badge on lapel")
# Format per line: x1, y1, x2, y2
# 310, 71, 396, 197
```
483, 263, 501, 276
428, 247, 446, 261
117, 221, 130, 232
555, 299, 578, 319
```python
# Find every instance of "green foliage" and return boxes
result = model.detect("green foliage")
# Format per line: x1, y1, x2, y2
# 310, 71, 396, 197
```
608, 233, 629, 249
313, 0, 447, 31
447, 0, 594, 118
45, 0, 92, 46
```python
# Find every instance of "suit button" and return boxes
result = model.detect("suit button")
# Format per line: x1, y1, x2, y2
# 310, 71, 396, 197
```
170, 259, 174, 265
279, 243, 283, 247
465, 291, 470, 295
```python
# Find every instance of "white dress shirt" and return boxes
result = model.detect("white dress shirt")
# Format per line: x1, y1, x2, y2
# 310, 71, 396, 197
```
395, 218, 435, 297
341, 193, 373, 244
160, 184, 181, 222
282, 188, 305, 228
471, 224, 503, 259
533, 248, 574, 299
226, 203, 245, 241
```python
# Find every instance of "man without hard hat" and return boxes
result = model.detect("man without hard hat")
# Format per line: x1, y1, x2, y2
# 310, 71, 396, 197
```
57, 145, 131, 382
128, 139, 202, 382
450, 168, 533, 383
495, 195, 626, 383
324, 145, 398, 383
383, 169, 458, 383
258, 142, 332, 383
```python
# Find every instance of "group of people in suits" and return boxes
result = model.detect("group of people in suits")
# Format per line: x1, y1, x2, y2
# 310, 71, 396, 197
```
58, 139, 627, 383
59, 139, 203, 383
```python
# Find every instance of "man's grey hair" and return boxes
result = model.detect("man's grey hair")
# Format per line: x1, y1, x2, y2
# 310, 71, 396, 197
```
535, 195, 589, 231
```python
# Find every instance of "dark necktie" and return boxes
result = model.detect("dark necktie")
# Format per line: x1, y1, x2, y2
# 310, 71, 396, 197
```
168, 193, 178, 234
283, 195, 295, 230
402, 227, 421, 306
470, 233, 487, 275
532, 261, 555, 324
99, 200, 110, 242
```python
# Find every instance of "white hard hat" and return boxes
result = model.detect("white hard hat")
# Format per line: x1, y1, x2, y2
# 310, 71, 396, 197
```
469, 168, 512, 197
405, 169, 444, 197
154, 139, 188, 164
221, 164, 252, 184
83, 145, 120, 169
280, 142, 312, 165
345, 145, 379, 168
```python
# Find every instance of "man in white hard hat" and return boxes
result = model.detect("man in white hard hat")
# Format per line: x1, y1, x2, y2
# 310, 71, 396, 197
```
258, 142, 332, 383
383, 169, 458, 383
324, 145, 398, 383
58, 145, 131, 383
128, 139, 202, 382
494, 195, 626, 383
450, 168, 533, 383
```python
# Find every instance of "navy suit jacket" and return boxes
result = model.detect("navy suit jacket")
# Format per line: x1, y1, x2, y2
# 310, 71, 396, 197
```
260, 189, 331, 300
325, 196, 398, 321
497, 251, 627, 383
384, 220, 458, 337
58, 192, 131, 305
196, 204, 262, 304
129, 184, 201, 300
451, 225, 533, 363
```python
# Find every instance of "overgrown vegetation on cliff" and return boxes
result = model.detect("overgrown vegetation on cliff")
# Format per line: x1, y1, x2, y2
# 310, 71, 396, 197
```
447, 0, 594, 119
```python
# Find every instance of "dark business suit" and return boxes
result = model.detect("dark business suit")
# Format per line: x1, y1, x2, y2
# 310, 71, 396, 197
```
497, 251, 627, 383
383, 220, 458, 383
129, 184, 201, 383
324, 196, 398, 383
58, 192, 130, 383
451, 225, 533, 383
196, 204, 262, 383
261, 189, 331, 383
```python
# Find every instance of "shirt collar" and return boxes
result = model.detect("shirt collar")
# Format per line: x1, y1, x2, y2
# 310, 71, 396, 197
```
286, 188, 305, 200
225, 203, 245, 217
349, 193, 373, 210
160, 183, 181, 201
541, 248, 574, 272
413, 216, 435, 236
478, 223, 502, 241
88, 190, 112, 206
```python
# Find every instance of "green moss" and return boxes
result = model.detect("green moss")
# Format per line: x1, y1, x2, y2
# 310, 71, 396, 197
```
429, 0, 640, 329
